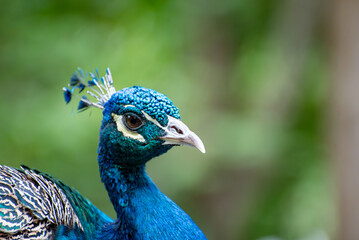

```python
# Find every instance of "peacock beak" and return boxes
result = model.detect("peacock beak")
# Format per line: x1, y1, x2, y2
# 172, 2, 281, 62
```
158, 116, 206, 153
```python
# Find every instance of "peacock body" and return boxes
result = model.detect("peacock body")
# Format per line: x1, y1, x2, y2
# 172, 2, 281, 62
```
0, 68, 207, 239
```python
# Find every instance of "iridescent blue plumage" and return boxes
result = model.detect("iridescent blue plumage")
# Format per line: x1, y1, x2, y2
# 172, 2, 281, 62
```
63, 87, 72, 104
0, 68, 206, 239
105, 86, 180, 126
77, 96, 90, 112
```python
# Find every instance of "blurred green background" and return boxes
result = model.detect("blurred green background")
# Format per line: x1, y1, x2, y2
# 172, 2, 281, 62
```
0, 0, 333, 239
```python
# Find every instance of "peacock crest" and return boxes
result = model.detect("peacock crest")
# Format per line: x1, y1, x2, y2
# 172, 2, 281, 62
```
62, 68, 116, 111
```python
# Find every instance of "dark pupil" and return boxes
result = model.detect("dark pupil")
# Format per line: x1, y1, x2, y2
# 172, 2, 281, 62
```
126, 115, 142, 129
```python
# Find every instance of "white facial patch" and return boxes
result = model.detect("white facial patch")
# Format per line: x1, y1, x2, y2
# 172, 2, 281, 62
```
111, 113, 146, 143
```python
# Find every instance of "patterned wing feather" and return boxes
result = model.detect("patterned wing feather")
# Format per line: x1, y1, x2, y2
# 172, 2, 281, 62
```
39, 168, 114, 239
0, 165, 83, 239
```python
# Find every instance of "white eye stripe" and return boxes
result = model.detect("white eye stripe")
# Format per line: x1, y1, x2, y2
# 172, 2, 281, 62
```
111, 113, 146, 143
123, 104, 135, 108
142, 111, 165, 129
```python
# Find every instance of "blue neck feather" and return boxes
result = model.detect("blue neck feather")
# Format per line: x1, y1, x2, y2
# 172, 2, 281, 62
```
96, 132, 207, 240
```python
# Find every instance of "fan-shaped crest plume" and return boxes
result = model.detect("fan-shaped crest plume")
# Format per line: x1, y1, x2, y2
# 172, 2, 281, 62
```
62, 68, 116, 112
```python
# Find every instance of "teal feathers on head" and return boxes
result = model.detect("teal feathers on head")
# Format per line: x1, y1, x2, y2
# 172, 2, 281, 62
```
103, 86, 180, 126
98, 86, 183, 165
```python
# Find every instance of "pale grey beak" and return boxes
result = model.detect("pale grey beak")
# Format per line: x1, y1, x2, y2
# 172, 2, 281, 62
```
158, 116, 206, 153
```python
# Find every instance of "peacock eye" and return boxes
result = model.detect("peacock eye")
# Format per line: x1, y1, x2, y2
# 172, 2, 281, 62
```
122, 113, 144, 130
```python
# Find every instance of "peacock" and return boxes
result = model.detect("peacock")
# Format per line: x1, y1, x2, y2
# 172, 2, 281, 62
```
0, 68, 207, 239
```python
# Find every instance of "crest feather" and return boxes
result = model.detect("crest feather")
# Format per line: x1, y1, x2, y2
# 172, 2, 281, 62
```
62, 68, 116, 112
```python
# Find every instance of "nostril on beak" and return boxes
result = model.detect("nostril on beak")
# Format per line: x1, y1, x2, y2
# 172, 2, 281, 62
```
170, 125, 184, 135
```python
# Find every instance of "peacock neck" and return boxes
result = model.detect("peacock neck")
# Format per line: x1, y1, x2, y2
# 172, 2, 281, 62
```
96, 140, 207, 239
98, 162, 151, 216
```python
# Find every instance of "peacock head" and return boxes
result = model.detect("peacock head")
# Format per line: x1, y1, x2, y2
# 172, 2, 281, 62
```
63, 68, 205, 167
